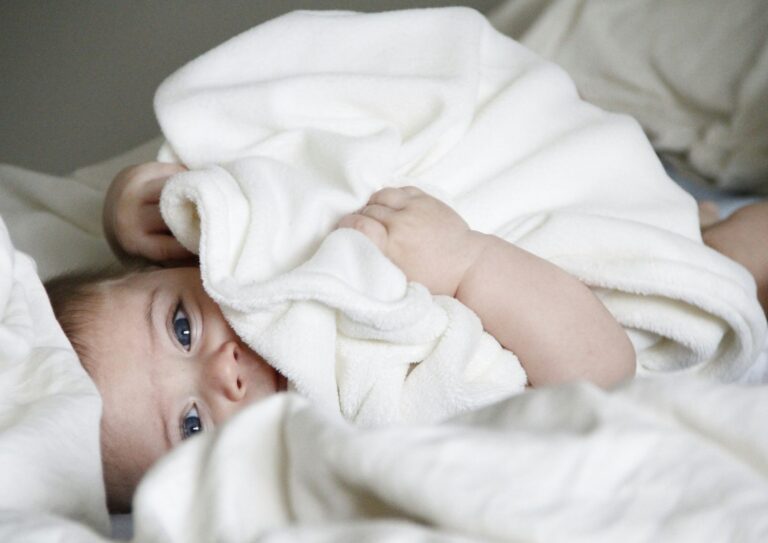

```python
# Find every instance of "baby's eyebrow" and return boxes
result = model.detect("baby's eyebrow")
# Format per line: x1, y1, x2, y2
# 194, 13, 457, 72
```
160, 410, 173, 450
144, 285, 173, 449
145, 286, 160, 349
150, 380, 173, 451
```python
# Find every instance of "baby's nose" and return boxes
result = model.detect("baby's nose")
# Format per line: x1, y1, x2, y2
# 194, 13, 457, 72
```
207, 341, 246, 402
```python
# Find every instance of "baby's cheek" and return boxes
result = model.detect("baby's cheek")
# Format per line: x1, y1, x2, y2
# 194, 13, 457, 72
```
241, 348, 280, 403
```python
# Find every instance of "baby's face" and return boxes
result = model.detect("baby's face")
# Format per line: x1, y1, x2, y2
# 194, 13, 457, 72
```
87, 267, 286, 499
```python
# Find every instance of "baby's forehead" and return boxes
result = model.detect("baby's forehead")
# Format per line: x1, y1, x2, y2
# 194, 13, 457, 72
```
104, 266, 189, 293
94, 266, 203, 327
90, 274, 172, 442
88, 272, 162, 336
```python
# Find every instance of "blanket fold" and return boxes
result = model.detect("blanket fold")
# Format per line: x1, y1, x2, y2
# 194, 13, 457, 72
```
0, 217, 109, 534
157, 8, 766, 425
133, 379, 768, 542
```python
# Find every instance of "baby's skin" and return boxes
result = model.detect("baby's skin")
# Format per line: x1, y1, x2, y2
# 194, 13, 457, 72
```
88, 162, 768, 510
84, 266, 285, 509
103, 162, 193, 263
104, 163, 635, 389
701, 201, 768, 311
97, 162, 641, 508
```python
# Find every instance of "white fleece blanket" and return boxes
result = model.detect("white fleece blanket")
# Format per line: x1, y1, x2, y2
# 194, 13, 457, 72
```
157, 8, 766, 426
489, 0, 768, 190
132, 377, 768, 543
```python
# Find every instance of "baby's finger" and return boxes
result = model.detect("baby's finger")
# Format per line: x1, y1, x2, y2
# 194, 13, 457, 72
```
140, 173, 182, 204
141, 161, 188, 180
139, 177, 168, 203
142, 234, 196, 262
368, 187, 410, 209
359, 203, 396, 224
336, 213, 388, 251
399, 186, 424, 198
139, 204, 168, 234
155, 161, 187, 173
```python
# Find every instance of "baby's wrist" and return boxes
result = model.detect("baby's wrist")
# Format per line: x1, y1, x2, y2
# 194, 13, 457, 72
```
451, 230, 495, 296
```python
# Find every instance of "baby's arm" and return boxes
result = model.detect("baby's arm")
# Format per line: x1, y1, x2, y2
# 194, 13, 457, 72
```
338, 187, 636, 388
103, 162, 194, 263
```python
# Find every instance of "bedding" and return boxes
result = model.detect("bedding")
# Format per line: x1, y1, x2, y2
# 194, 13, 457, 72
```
157, 8, 765, 427
0, 141, 164, 541
132, 377, 768, 542
489, 0, 768, 191
0, 165, 115, 281
0, 217, 109, 537
0, 6, 767, 543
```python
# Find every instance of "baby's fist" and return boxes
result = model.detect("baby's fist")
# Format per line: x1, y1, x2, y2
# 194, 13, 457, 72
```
103, 162, 193, 263
337, 187, 488, 296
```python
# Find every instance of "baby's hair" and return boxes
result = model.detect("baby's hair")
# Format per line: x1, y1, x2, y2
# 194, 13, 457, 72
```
45, 265, 141, 374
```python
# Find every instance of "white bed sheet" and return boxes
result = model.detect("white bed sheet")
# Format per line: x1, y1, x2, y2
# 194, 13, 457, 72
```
0, 217, 109, 539
0, 4, 767, 540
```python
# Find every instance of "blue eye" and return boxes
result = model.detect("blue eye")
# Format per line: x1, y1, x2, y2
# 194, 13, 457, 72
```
172, 303, 192, 350
181, 405, 203, 440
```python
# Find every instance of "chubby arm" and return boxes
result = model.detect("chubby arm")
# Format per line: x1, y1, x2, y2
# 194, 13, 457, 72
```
454, 233, 636, 387
337, 187, 636, 388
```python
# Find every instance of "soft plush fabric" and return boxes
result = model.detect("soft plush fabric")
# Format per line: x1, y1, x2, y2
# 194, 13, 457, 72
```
489, 0, 768, 190
156, 8, 766, 426
1, 6, 767, 542
133, 377, 768, 542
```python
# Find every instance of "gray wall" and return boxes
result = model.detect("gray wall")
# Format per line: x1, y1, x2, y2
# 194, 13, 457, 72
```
0, 1, 499, 175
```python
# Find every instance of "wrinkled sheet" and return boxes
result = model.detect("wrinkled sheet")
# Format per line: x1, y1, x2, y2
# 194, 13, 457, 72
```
157, 8, 766, 427
0, 164, 113, 281
489, 0, 768, 190
0, 217, 109, 538
133, 377, 768, 542
0, 138, 161, 281
2, 6, 768, 542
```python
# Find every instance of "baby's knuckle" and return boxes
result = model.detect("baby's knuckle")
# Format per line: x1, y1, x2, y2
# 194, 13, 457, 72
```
115, 164, 139, 179
120, 236, 140, 255
368, 187, 393, 205
402, 186, 424, 197
353, 216, 375, 234
113, 211, 135, 235
155, 246, 172, 261
377, 187, 399, 198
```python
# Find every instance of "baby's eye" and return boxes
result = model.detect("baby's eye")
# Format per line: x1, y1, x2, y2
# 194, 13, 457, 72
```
181, 405, 203, 440
172, 303, 192, 351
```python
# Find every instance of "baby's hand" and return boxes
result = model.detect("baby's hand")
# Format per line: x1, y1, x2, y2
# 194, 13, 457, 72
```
103, 162, 194, 263
337, 187, 490, 296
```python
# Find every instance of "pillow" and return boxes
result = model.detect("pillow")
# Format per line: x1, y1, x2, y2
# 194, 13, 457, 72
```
489, 0, 768, 190
0, 137, 162, 281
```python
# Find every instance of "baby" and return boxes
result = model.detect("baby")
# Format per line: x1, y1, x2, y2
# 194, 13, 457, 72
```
46, 161, 767, 512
